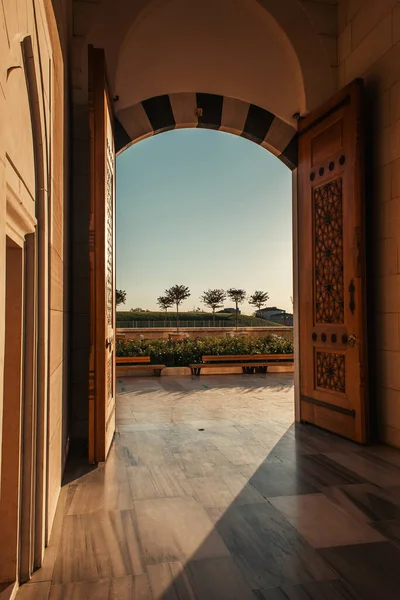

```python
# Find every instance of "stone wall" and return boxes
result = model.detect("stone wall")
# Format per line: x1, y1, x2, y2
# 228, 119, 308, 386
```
0, 0, 71, 583
338, 0, 400, 446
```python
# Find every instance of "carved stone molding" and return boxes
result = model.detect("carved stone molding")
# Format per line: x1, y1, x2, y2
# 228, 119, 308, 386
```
6, 158, 37, 246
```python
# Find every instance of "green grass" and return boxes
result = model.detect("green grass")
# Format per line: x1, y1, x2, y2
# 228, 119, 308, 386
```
116, 310, 281, 327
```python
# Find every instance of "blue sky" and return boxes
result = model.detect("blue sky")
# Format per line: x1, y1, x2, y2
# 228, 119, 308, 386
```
116, 129, 292, 314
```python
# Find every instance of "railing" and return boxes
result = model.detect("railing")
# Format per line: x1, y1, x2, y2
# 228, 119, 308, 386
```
116, 320, 256, 329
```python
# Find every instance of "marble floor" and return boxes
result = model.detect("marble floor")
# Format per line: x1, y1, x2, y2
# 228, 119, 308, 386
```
16, 373, 400, 599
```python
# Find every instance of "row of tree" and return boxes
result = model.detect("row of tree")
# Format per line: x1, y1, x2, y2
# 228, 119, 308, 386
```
116, 286, 270, 331
156, 285, 269, 331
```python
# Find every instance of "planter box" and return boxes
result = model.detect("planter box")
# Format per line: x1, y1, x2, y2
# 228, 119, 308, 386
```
116, 365, 294, 378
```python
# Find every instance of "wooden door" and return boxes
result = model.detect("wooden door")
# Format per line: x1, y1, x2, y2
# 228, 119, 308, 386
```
88, 46, 116, 463
298, 79, 368, 443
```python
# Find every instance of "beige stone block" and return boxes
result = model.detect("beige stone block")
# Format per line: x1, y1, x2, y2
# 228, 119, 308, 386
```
377, 312, 400, 350
378, 125, 393, 166
169, 92, 198, 129
378, 350, 400, 390
376, 274, 400, 313
0, 8, 10, 94
381, 197, 400, 239
379, 423, 400, 447
379, 386, 400, 426
72, 81, 85, 105
73, 0, 99, 37
47, 360, 65, 534
50, 247, 64, 311
117, 103, 153, 145
49, 310, 64, 376
378, 89, 391, 129
71, 346, 89, 384
351, 0, 397, 50
71, 275, 90, 313
320, 34, 338, 66
376, 237, 398, 277
72, 105, 90, 141
393, 2, 400, 44
379, 162, 392, 203
338, 24, 352, 64
363, 42, 400, 94
338, 1, 348, 34
345, 15, 393, 83
390, 81, 400, 123
346, 0, 364, 22
3, 0, 19, 40
71, 319, 90, 361
51, 216, 64, 261
378, 386, 400, 447
35, 5, 51, 96
47, 430, 62, 538
72, 139, 90, 177
377, 121, 400, 167
71, 246, 90, 280
338, 61, 346, 88
48, 361, 63, 446
391, 119, 400, 161
301, 1, 338, 35
52, 195, 65, 258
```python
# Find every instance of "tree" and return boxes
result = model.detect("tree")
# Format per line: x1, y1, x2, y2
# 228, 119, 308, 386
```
248, 290, 269, 313
201, 289, 226, 326
165, 285, 191, 332
116, 289, 127, 307
157, 295, 174, 327
226, 288, 246, 331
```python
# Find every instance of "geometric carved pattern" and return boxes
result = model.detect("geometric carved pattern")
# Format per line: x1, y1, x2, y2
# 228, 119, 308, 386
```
314, 177, 344, 323
316, 351, 346, 393
107, 354, 113, 402
106, 159, 113, 327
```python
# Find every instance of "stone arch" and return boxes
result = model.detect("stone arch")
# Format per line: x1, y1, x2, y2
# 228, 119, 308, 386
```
115, 92, 298, 169
72, 0, 336, 120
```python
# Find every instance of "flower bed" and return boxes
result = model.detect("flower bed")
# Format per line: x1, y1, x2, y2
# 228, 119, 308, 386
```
116, 335, 293, 367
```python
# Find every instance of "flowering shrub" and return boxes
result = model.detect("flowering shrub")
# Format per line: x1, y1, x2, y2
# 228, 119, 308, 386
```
116, 335, 293, 367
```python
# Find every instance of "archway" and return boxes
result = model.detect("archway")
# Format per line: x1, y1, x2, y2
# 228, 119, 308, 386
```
68, 0, 367, 462
114, 93, 298, 171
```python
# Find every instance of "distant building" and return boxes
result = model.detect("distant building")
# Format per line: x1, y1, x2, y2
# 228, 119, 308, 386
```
256, 306, 293, 326
217, 307, 241, 314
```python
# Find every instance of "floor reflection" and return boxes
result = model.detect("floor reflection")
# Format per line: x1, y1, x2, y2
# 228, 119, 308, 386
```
17, 373, 400, 599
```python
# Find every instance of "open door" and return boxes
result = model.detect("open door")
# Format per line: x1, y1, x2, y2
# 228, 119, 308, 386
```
88, 46, 116, 463
298, 79, 368, 443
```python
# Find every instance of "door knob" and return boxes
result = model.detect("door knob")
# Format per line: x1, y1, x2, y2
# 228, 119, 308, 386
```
348, 333, 356, 348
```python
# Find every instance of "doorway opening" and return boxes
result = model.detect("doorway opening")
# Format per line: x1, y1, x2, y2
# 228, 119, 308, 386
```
115, 126, 296, 418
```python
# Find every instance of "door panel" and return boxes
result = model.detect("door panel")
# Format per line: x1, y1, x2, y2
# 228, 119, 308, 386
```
88, 46, 116, 463
298, 79, 368, 443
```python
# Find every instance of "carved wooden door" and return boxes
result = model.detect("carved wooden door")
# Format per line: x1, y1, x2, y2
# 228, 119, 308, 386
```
298, 79, 368, 443
88, 46, 116, 462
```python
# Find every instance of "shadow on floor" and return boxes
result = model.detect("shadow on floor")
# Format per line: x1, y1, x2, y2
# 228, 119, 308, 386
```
18, 374, 400, 599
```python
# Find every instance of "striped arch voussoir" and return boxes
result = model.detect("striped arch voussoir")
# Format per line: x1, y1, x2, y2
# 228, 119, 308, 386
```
114, 92, 298, 169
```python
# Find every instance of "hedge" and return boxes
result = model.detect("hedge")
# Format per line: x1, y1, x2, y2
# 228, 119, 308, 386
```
116, 311, 272, 326
116, 335, 293, 367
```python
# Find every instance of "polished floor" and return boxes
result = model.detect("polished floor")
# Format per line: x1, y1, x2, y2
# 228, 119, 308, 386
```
17, 373, 400, 599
